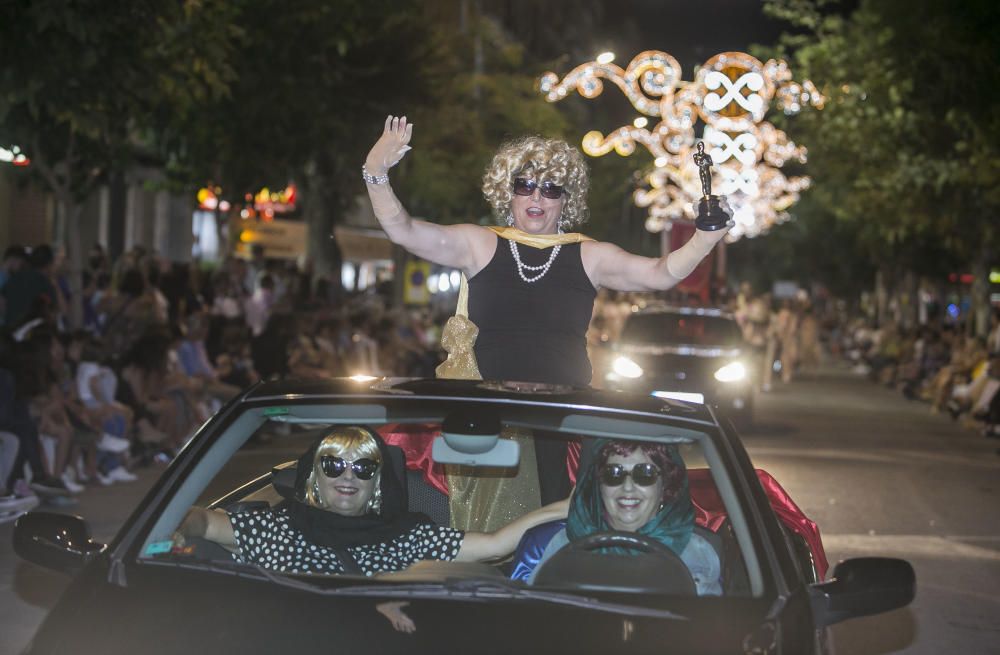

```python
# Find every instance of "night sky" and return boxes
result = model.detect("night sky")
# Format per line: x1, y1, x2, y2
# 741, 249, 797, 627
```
607, 0, 787, 75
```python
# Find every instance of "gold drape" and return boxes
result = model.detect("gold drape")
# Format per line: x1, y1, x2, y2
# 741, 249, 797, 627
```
438, 227, 594, 531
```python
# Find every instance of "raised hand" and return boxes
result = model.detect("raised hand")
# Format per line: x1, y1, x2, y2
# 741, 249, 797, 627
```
365, 115, 413, 175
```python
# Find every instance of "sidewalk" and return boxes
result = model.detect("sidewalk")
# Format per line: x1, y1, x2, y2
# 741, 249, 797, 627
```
0, 468, 161, 654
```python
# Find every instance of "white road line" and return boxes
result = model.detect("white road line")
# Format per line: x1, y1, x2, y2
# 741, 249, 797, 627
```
822, 534, 1000, 561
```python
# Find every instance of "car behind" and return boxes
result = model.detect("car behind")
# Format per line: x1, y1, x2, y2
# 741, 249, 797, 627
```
602, 305, 755, 425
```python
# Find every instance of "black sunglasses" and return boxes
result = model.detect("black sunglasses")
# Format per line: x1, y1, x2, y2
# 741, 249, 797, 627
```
320, 456, 379, 480
513, 177, 565, 200
599, 462, 661, 487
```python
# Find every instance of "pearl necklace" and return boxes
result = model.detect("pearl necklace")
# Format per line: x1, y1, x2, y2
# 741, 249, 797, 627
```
509, 239, 561, 283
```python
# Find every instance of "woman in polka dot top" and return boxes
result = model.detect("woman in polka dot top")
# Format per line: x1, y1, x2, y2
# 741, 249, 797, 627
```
174, 426, 568, 575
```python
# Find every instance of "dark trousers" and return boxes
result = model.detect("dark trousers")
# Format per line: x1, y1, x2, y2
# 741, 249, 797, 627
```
0, 400, 46, 482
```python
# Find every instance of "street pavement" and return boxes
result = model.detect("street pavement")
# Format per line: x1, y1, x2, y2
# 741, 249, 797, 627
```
740, 365, 1000, 654
2, 363, 999, 654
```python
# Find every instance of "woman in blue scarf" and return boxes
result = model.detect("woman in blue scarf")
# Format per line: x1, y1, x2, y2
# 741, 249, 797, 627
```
511, 438, 722, 595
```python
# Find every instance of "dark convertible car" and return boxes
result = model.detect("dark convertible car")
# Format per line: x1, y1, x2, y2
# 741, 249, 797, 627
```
14, 378, 913, 654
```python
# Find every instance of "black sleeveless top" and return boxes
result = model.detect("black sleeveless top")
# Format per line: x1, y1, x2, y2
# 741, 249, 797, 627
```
468, 237, 597, 387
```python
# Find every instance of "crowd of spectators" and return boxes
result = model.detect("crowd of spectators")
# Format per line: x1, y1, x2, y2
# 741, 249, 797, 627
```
0, 242, 448, 521
840, 308, 1000, 438
4, 239, 997, 519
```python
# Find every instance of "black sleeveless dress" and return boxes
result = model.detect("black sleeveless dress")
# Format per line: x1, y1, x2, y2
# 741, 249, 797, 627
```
468, 237, 597, 387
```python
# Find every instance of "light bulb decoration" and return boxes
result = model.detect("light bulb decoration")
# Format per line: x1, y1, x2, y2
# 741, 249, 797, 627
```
539, 50, 824, 240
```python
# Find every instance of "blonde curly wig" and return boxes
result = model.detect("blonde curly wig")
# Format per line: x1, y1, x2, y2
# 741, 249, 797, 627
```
303, 427, 383, 513
482, 136, 590, 228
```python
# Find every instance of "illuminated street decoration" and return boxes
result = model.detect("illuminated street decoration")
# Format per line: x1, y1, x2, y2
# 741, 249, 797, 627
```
540, 51, 823, 239
252, 184, 297, 220
197, 186, 231, 212
0, 144, 30, 166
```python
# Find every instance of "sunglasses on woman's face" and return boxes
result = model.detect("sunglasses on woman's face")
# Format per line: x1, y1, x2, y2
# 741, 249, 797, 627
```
320, 456, 379, 480
599, 462, 661, 487
513, 177, 565, 200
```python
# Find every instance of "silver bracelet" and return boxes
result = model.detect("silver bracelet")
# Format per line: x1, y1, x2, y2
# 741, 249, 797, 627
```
362, 165, 389, 185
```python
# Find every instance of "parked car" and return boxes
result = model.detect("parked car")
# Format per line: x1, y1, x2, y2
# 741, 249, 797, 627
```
15, 377, 913, 654
601, 305, 755, 425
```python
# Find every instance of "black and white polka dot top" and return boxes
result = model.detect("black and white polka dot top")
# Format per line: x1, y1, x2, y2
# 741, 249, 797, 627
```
228, 507, 464, 576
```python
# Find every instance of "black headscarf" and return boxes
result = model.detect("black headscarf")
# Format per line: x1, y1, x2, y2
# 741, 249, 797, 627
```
279, 428, 433, 549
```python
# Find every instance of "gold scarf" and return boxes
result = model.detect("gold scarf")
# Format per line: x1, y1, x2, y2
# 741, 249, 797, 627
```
436, 226, 594, 530
485, 226, 595, 249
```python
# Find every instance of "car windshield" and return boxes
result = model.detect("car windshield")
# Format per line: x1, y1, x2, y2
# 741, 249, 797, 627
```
622, 313, 742, 347
141, 398, 755, 599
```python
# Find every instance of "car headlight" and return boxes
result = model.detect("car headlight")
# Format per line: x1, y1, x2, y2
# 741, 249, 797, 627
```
714, 361, 747, 383
612, 356, 644, 379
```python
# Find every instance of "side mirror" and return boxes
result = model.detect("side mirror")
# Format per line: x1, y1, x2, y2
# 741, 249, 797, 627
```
809, 557, 915, 627
13, 512, 107, 575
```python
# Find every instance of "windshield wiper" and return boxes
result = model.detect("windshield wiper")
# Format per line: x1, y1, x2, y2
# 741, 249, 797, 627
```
256, 572, 688, 620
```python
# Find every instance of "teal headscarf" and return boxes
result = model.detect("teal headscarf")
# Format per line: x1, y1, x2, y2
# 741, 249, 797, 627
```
565, 438, 694, 556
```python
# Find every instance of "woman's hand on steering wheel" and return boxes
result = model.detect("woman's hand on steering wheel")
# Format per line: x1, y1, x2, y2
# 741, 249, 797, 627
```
366, 115, 413, 175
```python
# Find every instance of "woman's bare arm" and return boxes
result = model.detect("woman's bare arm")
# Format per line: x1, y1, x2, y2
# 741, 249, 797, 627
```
582, 228, 729, 292
175, 507, 236, 548
455, 498, 570, 563
365, 115, 493, 273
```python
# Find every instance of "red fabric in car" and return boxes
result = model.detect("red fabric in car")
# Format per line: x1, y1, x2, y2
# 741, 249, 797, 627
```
689, 468, 828, 580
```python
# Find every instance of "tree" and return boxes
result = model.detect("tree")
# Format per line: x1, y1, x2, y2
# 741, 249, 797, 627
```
401, 1, 651, 250
0, 0, 238, 325
758, 0, 1000, 331
157, 0, 439, 288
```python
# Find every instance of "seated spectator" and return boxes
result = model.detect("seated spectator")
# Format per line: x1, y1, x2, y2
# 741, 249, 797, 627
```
866, 322, 903, 385
288, 313, 333, 380
117, 330, 200, 453
101, 268, 165, 363
343, 311, 380, 376
931, 336, 988, 413
176, 313, 240, 406
209, 271, 245, 321
964, 354, 1000, 437
214, 327, 259, 390
60, 331, 134, 484
314, 317, 349, 377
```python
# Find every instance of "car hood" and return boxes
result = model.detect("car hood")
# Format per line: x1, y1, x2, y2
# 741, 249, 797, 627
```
26, 563, 776, 655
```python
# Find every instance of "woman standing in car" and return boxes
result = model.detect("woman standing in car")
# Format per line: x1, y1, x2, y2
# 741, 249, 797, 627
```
363, 116, 732, 388
363, 116, 732, 525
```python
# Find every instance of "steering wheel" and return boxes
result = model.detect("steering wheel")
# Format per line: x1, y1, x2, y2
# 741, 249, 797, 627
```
533, 531, 697, 594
